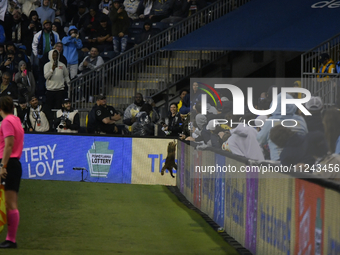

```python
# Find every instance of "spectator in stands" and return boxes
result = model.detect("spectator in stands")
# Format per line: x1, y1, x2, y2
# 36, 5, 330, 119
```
5, 42, 31, 70
161, 0, 191, 24
36, 0, 56, 26
81, 5, 102, 41
303, 96, 324, 133
49, 0, 67, 24
78, 46, 104, 74
32, 19, 60, 98
110, 0, 130, 53
110, 0, 130, 54
32, 20, 60, 62
177, 89, 189, 112
317, 53, 335, 82
92, 94, 122, 134
269, 125, 315, 167
149, 0, 172, 22
3, 9, 27, 45
257, 93, 308, 161
124, 0, 141, 21
26, 95, 51, 132
18, 0, 41, 17
0, 72, 18, 99
190, 81, 202, 106
136, 20, 155, 44
132, 103, 154, 136
96, 15, 113, 52
99, 0, 113, 15
323, 108, 340, 154
22, 11, 42, 56
52, 21, 66, 39
0, 51, 18, 78
124, 93, 145, 127
44, 49, 70, 109
41, 42, 68, 67
186, 0, 207, 16
62, 26, 83, 79
220, 115, 264, 160
55, 98, 80, 133
70, 2, 89, 30
14, 61, 36, 99
161, 103, 183, 136
179, 93, 190, 115
17, 96, 29, 131
137, 0, 154, 21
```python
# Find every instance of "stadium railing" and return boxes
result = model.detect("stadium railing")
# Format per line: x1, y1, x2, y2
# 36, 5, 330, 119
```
70, 0, 251, 114
301, 33, 340, 107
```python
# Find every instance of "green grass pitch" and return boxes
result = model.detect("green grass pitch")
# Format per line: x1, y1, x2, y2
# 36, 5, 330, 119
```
0, 180, 239, 255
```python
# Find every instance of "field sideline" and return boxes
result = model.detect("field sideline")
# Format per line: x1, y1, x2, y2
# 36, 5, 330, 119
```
0, 180, 238, 254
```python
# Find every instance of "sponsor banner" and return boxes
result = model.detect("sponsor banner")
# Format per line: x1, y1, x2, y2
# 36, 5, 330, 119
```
131, 138, 176, 186
324, 188, 340, 254
257, 178, 294, 255
193, 150, 202, 210
245, 170, 258, 254
21, 134, 132, 183
214, 153, 225, 228
295, 179, 325, 255
201, 150, 215, 218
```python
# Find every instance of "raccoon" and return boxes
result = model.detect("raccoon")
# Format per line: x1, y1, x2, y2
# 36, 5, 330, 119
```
161, 140, 177, 178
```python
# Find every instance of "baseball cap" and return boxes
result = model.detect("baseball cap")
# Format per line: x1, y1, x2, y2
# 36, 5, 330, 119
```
319, 53, 330, 63
63, 98, 71, 104
43, 20, 52, 26
305, 96, 323, 111
96, 94, 106, 100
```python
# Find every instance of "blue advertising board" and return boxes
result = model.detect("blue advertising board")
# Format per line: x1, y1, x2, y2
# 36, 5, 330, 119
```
21, 134, 132, 183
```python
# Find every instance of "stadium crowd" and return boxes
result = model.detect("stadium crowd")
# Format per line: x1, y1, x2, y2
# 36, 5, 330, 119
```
0, 0, 340, 180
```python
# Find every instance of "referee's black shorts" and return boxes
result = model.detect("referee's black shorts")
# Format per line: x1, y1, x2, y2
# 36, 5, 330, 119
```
1, 158, 22, 193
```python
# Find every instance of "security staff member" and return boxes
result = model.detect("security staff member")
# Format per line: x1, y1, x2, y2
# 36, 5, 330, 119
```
55, 98, 80, 133
95, 94, 121, 134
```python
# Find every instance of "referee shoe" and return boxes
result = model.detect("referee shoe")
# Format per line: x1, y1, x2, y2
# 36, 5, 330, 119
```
0, 240, 17, 248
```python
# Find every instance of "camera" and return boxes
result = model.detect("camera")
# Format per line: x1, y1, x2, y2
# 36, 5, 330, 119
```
59, 115, 67, 129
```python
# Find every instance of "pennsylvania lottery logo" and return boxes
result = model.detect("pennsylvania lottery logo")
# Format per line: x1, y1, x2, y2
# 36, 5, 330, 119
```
86, 142, 113, 178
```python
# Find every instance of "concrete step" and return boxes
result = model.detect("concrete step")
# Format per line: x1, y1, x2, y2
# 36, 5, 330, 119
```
159, 58, 200, 66
119, 80, 165, 90
171, 51, 215, 60
145, 65, 186, 75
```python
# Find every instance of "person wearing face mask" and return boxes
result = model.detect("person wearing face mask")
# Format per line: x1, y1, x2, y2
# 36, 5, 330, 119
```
22, 10, 42, 56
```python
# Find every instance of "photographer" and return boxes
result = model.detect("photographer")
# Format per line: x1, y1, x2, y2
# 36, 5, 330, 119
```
55, 98, 80, 133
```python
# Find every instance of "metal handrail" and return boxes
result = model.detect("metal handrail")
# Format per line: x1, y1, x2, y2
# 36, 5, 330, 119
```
70, 0, 251, 113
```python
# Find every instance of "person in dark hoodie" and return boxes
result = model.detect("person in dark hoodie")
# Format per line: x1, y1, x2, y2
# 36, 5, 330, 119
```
62, 26, 83, 79
136, 20, 155, 44
52, 21, 66, 39
303, 96, 324, 133
70, 1, 89, 30
95, 15, 113, 52
179, 93, 190, 115
110, 0, 130, 54
22, 10, 42, 56
270, 125, 315, 167
149, 0, 173, 22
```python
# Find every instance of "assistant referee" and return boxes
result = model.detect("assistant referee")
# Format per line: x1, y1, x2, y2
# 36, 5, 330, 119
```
0, 96, 24, 249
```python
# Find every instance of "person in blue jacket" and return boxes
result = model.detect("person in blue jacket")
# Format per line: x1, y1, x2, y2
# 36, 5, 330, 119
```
62, 26, 83, 79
